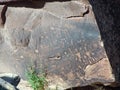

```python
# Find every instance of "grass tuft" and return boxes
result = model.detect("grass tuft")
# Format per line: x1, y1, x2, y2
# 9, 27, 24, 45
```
26, 66, 47, 90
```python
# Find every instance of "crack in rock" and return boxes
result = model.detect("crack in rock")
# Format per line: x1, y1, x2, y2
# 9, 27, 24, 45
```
65, 5, 89, 19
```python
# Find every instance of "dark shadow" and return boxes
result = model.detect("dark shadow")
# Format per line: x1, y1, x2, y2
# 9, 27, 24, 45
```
67, 84, 120, 90
0, 0, 71, 9
1, 76, 20, 86
0, 75, 20, 90
88, 0, 120, 82
1, 5, 7, 25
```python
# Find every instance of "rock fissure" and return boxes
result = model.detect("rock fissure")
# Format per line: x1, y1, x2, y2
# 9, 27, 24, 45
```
65, 5, 89, 19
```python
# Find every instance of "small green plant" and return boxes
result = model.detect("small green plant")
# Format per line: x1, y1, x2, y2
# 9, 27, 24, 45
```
26, 66, 47, 90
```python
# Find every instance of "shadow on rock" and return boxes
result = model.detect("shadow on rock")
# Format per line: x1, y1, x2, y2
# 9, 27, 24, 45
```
0, 0, 71, 9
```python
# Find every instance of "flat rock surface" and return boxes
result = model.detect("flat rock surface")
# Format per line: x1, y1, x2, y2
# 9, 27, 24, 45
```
17, 79, 32, 90
0, 0, 115, 89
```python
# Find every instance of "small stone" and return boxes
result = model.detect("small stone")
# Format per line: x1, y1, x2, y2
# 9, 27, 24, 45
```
20, 56, 24, 59
35, 49, 39, 53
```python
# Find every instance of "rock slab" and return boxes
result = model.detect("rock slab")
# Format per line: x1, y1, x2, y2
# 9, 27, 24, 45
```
0, 0, 115, 89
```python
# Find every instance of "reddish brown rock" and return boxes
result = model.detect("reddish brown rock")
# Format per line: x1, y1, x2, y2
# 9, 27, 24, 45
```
0, 0, 116, 89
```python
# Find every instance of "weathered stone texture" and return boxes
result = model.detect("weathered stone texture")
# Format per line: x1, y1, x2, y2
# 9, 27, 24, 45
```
0, 0, 115, 89
84, 58, 114, 85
